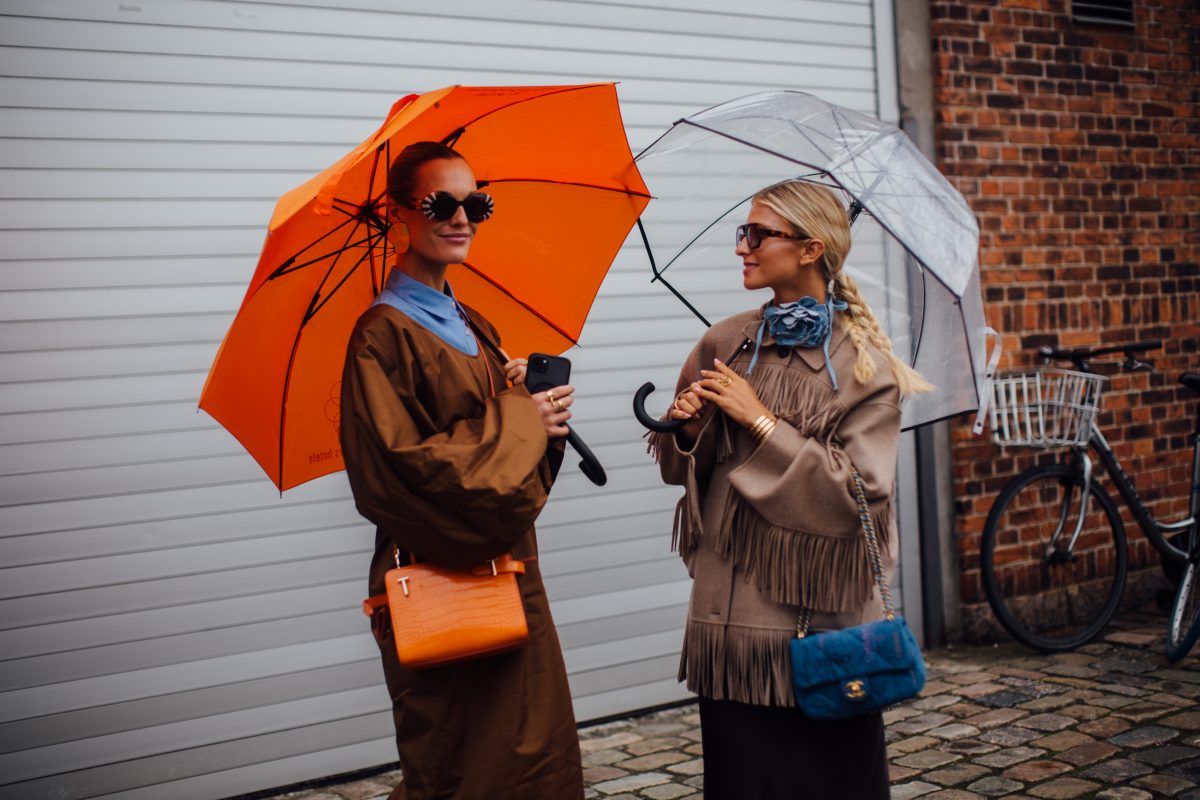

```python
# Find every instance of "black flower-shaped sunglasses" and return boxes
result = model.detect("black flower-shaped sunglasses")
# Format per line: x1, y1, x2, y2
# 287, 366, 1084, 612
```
403, 190, 495, 223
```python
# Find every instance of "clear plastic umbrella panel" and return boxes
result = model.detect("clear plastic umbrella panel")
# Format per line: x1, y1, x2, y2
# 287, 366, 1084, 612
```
632, 90, 997, 431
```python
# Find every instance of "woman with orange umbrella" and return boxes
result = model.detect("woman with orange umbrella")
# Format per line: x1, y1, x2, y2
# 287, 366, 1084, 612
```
340, 142, 582, 799
199, 83, 648, 492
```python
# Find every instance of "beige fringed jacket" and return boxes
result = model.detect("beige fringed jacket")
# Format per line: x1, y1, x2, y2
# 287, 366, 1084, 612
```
650, 306, 902, 707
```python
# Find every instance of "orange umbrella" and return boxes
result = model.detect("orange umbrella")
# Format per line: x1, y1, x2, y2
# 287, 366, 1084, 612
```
200, 83, 650, 491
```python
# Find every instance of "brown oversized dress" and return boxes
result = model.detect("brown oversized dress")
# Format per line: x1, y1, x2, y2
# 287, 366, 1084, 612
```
340, 302, 583, 800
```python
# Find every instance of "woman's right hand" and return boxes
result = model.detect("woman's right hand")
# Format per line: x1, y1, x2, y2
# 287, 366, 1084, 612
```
670, 385, 707, 443
533, 384, 573, 438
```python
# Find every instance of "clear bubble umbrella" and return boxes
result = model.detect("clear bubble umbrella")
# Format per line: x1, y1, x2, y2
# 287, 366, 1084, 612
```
629, 90, 999, 433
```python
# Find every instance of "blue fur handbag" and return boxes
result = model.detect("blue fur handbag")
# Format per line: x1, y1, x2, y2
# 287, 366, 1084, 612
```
790, 469, 926, 720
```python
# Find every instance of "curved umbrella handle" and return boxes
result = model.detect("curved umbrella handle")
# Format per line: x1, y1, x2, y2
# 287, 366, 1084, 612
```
633, 382, 686, 433
565, 426, 607, 487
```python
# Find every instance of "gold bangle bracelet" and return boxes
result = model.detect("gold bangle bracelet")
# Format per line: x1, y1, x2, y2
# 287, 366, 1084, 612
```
749, 414, 777, 443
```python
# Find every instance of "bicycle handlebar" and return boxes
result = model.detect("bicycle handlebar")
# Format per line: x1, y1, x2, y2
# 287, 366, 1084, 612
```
1039, 340, 1162, 371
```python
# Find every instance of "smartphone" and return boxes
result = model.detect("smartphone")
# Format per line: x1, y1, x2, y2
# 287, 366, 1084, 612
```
524, 353, 572, 394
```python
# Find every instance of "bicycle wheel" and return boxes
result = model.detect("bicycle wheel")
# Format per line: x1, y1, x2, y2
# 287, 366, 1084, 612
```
1166, 527, 1200, 661
981, 463, 1127, 652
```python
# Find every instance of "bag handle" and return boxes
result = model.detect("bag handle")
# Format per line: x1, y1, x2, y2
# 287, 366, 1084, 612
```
458, 308, 505, 397
795, 466, 894, 638
392, 546, 527, 575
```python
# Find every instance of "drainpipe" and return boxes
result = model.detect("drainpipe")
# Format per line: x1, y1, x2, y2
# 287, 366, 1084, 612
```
893, 0, 960, 646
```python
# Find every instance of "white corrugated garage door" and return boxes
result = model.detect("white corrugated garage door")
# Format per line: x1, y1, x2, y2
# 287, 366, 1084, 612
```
0, 1, 904, 797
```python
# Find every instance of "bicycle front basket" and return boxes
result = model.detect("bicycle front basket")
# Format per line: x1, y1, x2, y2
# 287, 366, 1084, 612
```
989, 368, 1106, 448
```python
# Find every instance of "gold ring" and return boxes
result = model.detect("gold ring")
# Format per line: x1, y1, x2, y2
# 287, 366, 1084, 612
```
552, 398, 564, 412
546, 389, 556, 403
719, 375, 732, 387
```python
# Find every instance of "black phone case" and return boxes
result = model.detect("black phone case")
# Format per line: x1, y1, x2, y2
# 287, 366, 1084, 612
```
524, 353, 571, 394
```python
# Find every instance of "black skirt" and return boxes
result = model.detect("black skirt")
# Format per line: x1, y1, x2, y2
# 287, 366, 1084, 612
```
698, 696, 890, 800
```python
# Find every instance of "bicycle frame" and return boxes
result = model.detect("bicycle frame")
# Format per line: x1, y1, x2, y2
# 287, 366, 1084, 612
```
1056, 408, 1200, 563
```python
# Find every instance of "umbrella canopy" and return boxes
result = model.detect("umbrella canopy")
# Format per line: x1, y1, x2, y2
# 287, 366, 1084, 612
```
201, 83, 649, 491
632, 90, 994, 430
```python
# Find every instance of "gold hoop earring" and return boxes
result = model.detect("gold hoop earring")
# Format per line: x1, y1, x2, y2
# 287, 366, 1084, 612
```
387, 221, 410, 254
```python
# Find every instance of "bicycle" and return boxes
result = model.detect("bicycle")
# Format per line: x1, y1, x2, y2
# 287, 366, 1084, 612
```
979, 340, 1200, 659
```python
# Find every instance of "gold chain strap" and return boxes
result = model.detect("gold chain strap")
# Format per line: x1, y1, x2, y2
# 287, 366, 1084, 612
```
852, 467, 895, 622
795, 466, 893, 638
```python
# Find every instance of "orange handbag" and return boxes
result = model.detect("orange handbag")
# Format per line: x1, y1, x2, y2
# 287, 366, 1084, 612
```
362, 550, 530, 670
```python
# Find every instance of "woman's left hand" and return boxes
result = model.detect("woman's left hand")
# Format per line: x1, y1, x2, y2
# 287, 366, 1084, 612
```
694, 359, 772, 429
533, 385, 573, 438
503, 355, 528, 388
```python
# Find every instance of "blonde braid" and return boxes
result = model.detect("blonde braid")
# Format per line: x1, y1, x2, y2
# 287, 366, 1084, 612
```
833, 272, 881, 385
834, 271, 934, 396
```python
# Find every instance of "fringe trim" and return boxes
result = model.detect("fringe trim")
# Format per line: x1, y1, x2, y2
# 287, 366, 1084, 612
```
670, 495, 702, 556
742, 361, 845, 439
715, 493, 896, 612
680, 620, 796, 707
645, 428, 666, 463
712, 361, 845, 464
716, 414, 736, 463
648, 431, 703, 559
649, 360, 881, 583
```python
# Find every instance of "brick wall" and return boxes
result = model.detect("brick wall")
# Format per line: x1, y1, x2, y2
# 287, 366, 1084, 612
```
930, 0, 1200, 639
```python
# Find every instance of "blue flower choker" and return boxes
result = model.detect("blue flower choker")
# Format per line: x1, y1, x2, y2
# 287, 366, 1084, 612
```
747, 291, 848, 390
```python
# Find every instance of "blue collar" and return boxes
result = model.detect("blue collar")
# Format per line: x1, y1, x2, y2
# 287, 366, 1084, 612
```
372, 269, 478, 356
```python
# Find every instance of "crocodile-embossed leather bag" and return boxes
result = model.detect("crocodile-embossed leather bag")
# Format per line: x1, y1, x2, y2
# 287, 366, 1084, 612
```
789, 468, 926, 719
363, 549, 529, 669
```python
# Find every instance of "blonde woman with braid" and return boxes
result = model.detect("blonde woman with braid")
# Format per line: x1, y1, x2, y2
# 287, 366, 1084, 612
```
649, 180, 931, 799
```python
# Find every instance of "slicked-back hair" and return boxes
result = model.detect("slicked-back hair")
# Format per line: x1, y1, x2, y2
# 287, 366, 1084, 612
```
385, 141, 464, 206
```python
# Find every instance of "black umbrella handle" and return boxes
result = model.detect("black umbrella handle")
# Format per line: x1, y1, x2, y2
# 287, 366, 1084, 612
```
565, 425, 607, 486
633, 382, 686, 433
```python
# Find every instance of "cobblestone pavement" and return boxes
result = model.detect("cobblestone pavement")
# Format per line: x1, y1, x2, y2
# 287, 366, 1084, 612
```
272, 604, 1200, 800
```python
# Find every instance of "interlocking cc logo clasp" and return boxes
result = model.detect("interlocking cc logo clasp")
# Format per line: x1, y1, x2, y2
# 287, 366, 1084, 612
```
844, 679, 866, 700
